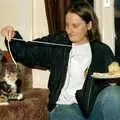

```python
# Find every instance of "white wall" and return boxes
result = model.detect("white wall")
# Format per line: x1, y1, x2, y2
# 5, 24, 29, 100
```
0, 0, 33, 49
95, 0, 115, 53
32, 0, 49, 38
32, 0, 50, 88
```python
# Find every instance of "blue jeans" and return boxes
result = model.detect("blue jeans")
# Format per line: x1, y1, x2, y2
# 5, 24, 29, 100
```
88, 85, 120, 120
49, 86, 120, 120
49, 104, 86, 120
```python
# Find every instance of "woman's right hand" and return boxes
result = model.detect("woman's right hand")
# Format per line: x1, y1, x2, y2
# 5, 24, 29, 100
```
1, 26, 15, 41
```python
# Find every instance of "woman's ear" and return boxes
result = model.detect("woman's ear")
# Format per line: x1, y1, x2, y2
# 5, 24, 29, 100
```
87, 21, 92, 30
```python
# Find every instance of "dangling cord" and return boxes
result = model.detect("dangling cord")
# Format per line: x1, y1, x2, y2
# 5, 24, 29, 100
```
7, 40, 17, 67
12, 38, 72, 47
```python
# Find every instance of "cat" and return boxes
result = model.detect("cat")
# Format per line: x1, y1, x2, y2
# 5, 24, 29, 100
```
4, 70, 21, 94
0, 62, 23, 103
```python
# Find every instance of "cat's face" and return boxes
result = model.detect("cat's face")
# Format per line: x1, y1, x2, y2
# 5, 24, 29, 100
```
4, 71, 17, 82
3, 62, 18, 82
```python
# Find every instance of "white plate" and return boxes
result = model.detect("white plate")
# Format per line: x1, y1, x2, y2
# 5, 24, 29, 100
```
91, 72, 120, 79
0, 102, 9, 106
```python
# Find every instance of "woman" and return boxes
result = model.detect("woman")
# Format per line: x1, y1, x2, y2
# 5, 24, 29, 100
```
1, 1, 120, 120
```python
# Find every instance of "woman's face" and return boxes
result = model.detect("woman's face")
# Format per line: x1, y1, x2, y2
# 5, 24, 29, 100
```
65, 12, 92, 45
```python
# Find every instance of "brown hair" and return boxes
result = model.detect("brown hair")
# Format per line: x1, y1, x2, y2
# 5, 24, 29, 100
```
65, 0, 101, 42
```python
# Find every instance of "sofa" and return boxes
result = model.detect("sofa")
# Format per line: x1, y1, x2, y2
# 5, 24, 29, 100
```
0, 88, 49, 120
0, 50, 49, 120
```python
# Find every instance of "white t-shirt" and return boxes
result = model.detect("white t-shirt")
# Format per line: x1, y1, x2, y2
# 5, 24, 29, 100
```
57, 42, 92, 104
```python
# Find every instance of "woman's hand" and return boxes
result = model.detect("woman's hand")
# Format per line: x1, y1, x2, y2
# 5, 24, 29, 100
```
1, 26, 15, 41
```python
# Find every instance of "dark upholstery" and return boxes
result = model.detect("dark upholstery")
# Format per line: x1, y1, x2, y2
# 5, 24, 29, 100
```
0, 89, 49, 120
0, 51, 49, 120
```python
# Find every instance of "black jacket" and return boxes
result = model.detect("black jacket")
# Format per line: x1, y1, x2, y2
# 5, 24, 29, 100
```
6, 31, 115, 117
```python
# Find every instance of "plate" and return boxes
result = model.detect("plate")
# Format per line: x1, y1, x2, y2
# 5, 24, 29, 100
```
0, 102, 9, 106
91, 72, 120, 79
91, 72, 120, 84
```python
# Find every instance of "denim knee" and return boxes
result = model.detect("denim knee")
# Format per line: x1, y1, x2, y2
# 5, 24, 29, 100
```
97, 85, 120, 102
89, 86, 120, 120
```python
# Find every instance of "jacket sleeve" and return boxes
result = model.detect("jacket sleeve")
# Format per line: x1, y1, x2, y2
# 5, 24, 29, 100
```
5, 31, 56, 69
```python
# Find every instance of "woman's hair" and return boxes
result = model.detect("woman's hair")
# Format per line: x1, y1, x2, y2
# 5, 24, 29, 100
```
65, 0, 101, 42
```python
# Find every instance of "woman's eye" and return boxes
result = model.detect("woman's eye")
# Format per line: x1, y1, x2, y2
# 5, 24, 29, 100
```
73, 25, 78, 28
